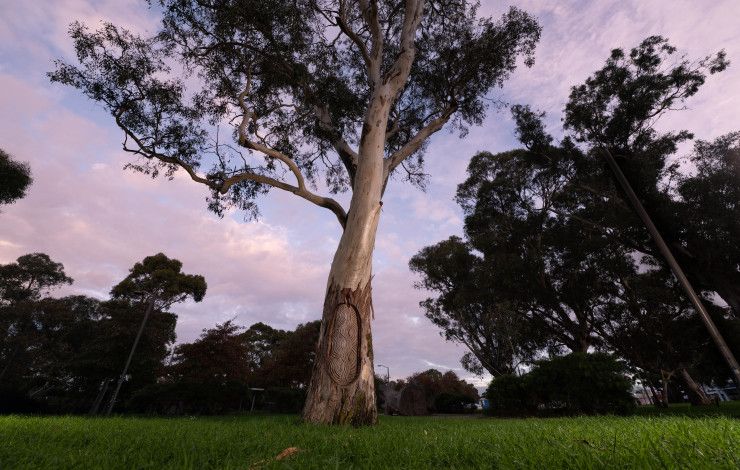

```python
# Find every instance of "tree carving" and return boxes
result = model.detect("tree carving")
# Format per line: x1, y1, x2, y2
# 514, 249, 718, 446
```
326, 303, 361, 386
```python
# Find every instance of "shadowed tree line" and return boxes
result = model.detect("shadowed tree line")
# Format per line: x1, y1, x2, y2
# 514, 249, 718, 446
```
380, 368, 479, 415
411, 37, 740, 407
0, 253, 320, 415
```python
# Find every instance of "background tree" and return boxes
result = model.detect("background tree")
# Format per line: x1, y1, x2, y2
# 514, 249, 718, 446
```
410, 236, 541, 376
0, 253, 72, 305
169, 321, 251, 385
411, 146, 635, 373
600, 270, 727, 405
672, 133, 740, 314
0, 253, 73, 387
0, 253, 201, 414
405, 368, 478, 413
50, 0, 541, 425
412, 36, 739, 388
561, 36, 737, 315
132, 320, 254, 414
105, 253, 206, 414
242, 322, 289, 375
256, 320, 320, 389
0, 148, 32, 207
129, 319, 320, 414
14, 296, 103, 409
561, 35, 739, 384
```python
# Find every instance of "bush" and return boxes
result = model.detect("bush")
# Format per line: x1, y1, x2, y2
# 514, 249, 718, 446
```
528, 352, 635, 415
433, 392, 476, 414
485, 353, 635, 417
128, 381, 253, 415
0, 388, 45, 414
484, 374, 533, 416
263, 387, 305, 413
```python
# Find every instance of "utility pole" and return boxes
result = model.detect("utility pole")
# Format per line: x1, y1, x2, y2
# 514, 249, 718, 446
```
105, 296, 156, 415
89, 378, 111, 415
376, 364, 390, 415
601, 148, 740, 386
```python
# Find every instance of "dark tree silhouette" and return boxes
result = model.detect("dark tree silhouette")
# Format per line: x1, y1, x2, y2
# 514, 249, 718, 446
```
0, 253, 72, 305
105, 253, 206, 414
0, 149, 32, 207
412, 37, 740, 384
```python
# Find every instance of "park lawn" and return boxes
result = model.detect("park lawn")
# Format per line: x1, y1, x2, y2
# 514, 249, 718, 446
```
634, 400, 740, 418
1, 411, 739, 469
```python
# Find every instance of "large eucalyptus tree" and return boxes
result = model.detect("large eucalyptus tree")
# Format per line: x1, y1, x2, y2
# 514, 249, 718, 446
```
50, 0, 540, 424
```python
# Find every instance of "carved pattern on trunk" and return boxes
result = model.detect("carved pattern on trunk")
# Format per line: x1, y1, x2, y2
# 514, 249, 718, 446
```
326, 303, 361, 386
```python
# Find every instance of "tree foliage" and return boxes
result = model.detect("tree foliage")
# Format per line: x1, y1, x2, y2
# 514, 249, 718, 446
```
0, 148, 32, 207
486, 353, 634, 416
134, 318, 320, 414
411, 36, 738, 386
0, 251, 324, 414
49, 1, 540, 222
405, 368, 478, 412
0, 255, 177, 412
256, 320, 320, 389
111, 252, 207, 309
0, 253, 72, 305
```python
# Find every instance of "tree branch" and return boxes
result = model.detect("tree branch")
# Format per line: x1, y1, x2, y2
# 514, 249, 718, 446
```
384, 0, 425, 92
235, 79, 348, 226
114, 105, 347, 228
337, 1, 376, 83
384, 104, 456, 174
358, 0, 383, 81
312, 104, 359, 183
220, 170, 348, 228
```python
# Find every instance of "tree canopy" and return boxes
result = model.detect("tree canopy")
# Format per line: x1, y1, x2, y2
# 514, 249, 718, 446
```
0, 255, 177, 412
411, 36, 739, 388
110, 252, 207, 309
0, 148, 32, 207
49, 1, 540, 223
0, 253, 72, 305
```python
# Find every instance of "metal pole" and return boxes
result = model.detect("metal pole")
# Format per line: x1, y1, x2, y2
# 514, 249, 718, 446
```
601, 148, 740, 386
376, 364, 390, 383
377, 364, 390, 415
105, 296, 156, 415
89, 378, 110, 415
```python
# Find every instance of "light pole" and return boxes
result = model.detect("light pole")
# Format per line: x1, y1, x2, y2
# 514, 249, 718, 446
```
376, 364, 390, 415
105, 295, 156, 415
376, 364, 390, 383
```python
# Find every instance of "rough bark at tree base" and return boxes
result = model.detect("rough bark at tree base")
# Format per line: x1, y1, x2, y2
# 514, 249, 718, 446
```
302, 279, 377, 425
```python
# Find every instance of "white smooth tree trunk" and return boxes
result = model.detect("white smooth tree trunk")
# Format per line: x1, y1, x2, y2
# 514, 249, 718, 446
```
302, 91, 391, 425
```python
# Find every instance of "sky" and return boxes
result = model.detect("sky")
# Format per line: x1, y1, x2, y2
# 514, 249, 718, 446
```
1, 0, 739, 388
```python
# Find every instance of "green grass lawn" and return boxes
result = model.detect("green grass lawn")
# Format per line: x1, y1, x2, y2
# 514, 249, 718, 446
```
634, 401, 740, 418
1, 409, 739, 469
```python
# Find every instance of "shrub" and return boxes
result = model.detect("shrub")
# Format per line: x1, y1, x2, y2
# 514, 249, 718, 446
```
263, 387, 305, 413
0, 388, 45, 414
527, 352, 635, 415
484, 374, 532, 416
433, 392, 476, 414
128, 381, 253, 415
485, 353, 636, 417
